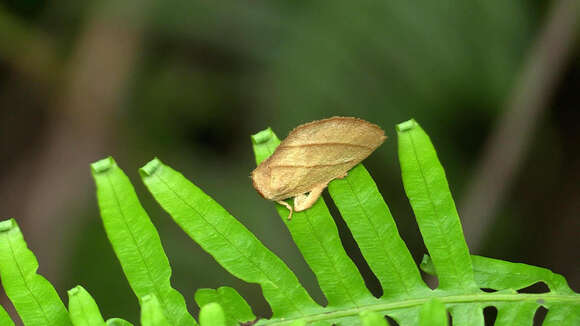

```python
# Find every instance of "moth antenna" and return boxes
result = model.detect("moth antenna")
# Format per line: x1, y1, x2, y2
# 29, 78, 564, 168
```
276, 200, 293, 220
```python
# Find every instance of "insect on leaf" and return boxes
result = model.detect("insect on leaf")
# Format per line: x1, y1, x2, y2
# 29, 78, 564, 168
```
251, 116, 386, 218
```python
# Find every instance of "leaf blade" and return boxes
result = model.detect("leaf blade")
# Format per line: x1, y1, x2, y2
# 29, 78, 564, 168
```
396, 119, 476, 291
420, 254, 576, 294
105, 318, 133, 326
194, 286, 255, 325
0, 218, 72, 326
0, 304, 15, 326
542, 304, 580, 326
67, 285, 106, 326
448, 305, 483, 326
199, 303, 226, 326
419, 299, 447, 326
91, 157, 196, 326
494, 302, 538, 326
359, 311, 387, 326
140, 294, 170, 326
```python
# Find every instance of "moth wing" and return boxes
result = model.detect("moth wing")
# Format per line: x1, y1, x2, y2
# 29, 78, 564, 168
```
283, 116, 386, 149
268, 147, 360, 196
255, 116, 386, 200
268, 118, 385, 199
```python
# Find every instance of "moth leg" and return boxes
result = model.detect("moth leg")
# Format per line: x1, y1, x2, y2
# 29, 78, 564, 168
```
336, 171, 348, 179
294, 183, 327, 212
276, 200, 294, 220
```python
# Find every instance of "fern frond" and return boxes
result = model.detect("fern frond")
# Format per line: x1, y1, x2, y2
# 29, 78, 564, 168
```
0, 219, 71, 326
2, 119, 576, 326
131, 119, 579, 325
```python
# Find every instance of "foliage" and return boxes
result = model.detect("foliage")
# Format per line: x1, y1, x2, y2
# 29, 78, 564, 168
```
0, 219, 71, 326
91, 156, 195, 326
0, 119, 578, 325
68, 285, 106, 325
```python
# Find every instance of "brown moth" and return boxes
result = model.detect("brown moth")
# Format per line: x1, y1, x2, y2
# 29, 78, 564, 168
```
252, 116, 386, 219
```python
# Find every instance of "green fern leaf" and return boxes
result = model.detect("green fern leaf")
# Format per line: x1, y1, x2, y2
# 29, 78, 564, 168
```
0, 303, 15, 326
141, 294, 170, 326
421, 254, 580, 325
397, 119, 477, 292
68, 285, 106, 326
194, 286, 255, 325
199, 303, 227, 326
418, 299, 447, 326
420, 254, 575, 294
0, 219, 72, 326
359, 311, 388, 326
105, 318, 133, 326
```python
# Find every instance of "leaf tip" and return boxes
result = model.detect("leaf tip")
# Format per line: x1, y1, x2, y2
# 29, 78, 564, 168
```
91, 156, 117, 174
68, 285, 82, 297
0, 218, 17, 233
419, 254, 436, 275
396, 119, 418, 132
251, 127, 274, 145
140, 158, 162, 177
199, 302, 225, 324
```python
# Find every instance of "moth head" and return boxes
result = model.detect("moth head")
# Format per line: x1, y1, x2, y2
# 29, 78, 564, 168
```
251, 164, 275, 200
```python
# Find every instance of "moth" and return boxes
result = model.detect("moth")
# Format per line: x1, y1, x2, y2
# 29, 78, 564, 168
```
252, 116, 386, 219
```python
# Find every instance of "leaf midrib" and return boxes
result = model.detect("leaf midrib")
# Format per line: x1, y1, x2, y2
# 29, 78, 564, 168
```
259, 292, 580, 325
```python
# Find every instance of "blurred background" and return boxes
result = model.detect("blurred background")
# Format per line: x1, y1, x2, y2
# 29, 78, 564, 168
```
0, 0, 578, 324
